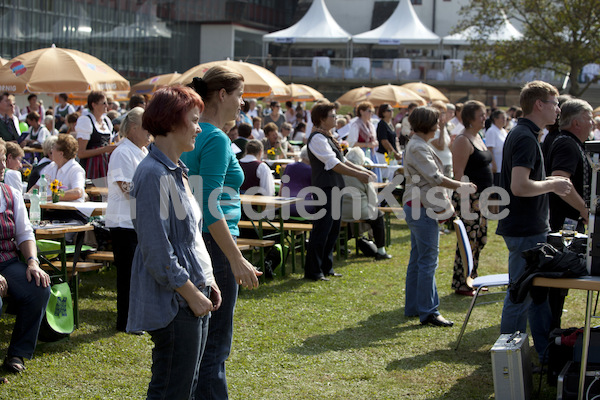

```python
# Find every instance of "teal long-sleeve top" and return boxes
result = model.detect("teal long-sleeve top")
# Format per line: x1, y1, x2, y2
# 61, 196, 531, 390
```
181, 122, 244, 236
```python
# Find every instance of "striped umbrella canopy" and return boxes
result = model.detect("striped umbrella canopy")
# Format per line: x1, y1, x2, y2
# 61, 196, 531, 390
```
0, 44, 130, 95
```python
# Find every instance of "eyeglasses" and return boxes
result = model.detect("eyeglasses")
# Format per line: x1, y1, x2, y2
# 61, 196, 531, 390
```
386, 109, 393, 112
366, 109, 374, 113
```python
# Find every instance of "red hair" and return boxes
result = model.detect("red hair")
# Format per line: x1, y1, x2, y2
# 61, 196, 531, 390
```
143, 86, 204, 136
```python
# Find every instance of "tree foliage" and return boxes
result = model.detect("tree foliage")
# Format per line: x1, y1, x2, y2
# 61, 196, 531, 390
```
455, 0, 600, 96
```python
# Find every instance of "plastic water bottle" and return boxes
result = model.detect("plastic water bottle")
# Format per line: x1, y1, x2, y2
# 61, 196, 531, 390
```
39, 174, 47, 204
30, 189, 41, 227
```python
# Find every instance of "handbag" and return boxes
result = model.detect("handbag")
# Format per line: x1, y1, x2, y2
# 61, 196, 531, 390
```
38, 281, 74, 342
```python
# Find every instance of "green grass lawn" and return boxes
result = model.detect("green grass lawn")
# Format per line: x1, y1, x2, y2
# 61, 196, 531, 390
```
0, 219, 588, 399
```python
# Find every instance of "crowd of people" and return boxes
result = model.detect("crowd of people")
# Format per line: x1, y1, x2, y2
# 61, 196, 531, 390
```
0, 73, 597, 396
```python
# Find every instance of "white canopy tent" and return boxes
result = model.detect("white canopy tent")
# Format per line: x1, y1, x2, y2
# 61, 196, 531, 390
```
352, 0, 441, 45
443, 13, 523, 46
263, 0, 351, 44
262, 0, 351, 58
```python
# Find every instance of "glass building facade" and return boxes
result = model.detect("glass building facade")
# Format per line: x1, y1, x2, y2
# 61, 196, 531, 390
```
0, 0, 298, 81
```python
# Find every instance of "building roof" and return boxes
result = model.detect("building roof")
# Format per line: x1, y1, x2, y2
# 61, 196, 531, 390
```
263, 0, 351, 44
352, 0, 440, 45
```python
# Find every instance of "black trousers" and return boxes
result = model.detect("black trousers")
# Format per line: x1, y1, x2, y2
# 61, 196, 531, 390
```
110, 227, 138, 332
305, 187, 340, 280
348, 210, 386, 248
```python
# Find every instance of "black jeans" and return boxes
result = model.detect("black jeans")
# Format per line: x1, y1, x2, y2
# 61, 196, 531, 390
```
110, 227, 137, 332
305, 187, 340, 280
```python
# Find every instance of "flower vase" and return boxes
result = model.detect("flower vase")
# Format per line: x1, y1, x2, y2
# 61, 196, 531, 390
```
52, 193, 60, 203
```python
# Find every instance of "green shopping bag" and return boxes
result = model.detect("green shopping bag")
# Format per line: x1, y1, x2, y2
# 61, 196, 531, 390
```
38, 282, 74, 342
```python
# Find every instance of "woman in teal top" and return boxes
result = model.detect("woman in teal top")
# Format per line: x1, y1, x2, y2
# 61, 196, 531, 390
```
181, 67, 261, 400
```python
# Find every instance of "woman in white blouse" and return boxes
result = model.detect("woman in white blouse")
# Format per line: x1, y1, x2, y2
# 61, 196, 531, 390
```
485, 109, 508, 186
75, 91, 116, 180
37, 134, 85, 202
105, 107, 150, 332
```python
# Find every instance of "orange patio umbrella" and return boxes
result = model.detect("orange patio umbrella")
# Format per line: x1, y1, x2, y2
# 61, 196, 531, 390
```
336, 86, 372, 106
175, 59, 288, 98
0, 44, 130, 95
274, 83, 325, 102
129, 72, 181, 96
401, 82, 449, 103
358, 84, 426, 108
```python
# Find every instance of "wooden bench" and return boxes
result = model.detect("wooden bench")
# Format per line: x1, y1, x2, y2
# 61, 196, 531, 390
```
40, 261, 104, 277
237, 220, 313, 274
85, 251, 114, 263
236, 238, 276, 248
237, 244, 252, 252
379, 206, 404, 246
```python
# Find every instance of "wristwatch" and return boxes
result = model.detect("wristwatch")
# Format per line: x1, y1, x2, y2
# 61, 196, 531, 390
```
27, 256, 40, 265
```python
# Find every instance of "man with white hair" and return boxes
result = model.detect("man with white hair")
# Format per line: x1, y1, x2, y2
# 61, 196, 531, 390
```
545, 98, 593, 232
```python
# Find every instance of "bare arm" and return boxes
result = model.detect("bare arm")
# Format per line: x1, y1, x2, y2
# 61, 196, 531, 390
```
77, 138, 116, 160
19, 239, 50, 288
332, 161, 374, 184
511, 166, 572, 197
451, 135, 472, 180
488, 146, 498, 173
59, 188, 85, 202
380, 139, 401, 159
552, 170, 589, 224
206, 219, 261, 289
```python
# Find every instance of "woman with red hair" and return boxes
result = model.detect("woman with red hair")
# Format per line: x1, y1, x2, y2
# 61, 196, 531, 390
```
127, 86, 220, 399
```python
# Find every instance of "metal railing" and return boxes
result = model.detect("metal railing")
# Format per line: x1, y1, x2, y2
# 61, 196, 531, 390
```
244, 56, 577, 86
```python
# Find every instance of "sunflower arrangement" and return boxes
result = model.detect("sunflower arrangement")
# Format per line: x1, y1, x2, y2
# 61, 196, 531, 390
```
50, 179, 64, 203
275, 164, 282, 178
267, 148, 277, 160
340, 141, 349, 154
21, 167, 31, 182
384, 152, 394, 165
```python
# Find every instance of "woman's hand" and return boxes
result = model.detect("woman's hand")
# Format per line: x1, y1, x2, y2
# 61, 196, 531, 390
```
230, 256, 262, 289
176, 281, 213, 317
26, 262, 50, 288
210, 282, 222, 311
368, 140, 378, 149
393, 151, 402, 161
461, 181, 477, 193
0, 274, 7, 297
189, 292, 213, 317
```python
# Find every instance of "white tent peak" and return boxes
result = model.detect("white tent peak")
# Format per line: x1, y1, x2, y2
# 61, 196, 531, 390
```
444, 12, 523, 45
263, 0, 351, 43
352, 0, 440, 45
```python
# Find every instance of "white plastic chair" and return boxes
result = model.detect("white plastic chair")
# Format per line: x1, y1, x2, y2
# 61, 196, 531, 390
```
454, 219, 509, 350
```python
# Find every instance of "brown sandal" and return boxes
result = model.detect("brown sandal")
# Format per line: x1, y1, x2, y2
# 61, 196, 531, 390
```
3, 356, 24, 373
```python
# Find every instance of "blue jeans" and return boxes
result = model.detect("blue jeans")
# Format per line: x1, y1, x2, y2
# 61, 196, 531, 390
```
403, 205, 441, 322
500, 233, 551, 361
196, 232, 239, 400
0, 257, 50, 359
147, 304, 210, 400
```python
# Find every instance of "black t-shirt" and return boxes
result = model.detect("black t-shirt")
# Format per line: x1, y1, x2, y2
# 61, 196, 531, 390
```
496, 118, 549, 237
376, 120, 397, 154
545, 130, 588, 231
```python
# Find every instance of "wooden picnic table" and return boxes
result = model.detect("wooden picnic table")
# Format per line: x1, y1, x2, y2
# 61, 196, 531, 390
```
40, 201, 107, 217
239, 194, 301, 275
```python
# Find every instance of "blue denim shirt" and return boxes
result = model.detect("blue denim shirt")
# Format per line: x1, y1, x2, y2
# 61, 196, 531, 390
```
127, 143, 207, 332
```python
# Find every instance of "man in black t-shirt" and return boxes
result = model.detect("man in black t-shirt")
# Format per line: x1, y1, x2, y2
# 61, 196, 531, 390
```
546, 99, 593, 232
496, 81, 572, 362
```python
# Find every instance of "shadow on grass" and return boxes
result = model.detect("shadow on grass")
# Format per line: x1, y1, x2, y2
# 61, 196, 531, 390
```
287, 308, 432, 355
